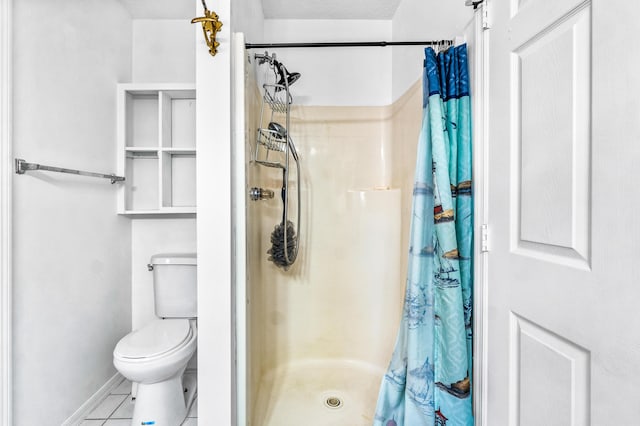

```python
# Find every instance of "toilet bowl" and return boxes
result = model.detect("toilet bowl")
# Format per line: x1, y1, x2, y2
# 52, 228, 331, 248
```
114, 319, 197, 425
113, 253, 198, 425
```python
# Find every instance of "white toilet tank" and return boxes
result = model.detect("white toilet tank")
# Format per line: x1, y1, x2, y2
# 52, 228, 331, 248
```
150, 253, 197, 318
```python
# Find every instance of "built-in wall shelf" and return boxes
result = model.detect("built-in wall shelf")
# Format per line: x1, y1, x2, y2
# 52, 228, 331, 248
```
117, 83, 196, 216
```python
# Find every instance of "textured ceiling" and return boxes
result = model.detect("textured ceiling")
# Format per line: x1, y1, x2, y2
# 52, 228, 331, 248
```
262, 0, 403, 19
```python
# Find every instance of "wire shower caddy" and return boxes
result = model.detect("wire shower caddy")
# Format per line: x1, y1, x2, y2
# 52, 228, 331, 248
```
253, 52, 301, 269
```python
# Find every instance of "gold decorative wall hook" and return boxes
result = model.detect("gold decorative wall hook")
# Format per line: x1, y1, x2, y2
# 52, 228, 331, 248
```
191, 0, 223, 56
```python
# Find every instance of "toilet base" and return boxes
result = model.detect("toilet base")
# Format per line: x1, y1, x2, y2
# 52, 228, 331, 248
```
183, 370, 198, 415
132, 371, 194, 426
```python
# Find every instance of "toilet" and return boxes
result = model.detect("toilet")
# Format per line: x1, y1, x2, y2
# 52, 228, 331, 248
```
113, 253, 197, 426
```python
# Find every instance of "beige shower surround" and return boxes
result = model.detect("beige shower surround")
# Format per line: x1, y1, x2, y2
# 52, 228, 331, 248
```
246, 76, 422, 418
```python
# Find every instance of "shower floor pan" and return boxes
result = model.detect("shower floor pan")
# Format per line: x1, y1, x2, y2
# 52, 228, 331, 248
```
252, 359, 384, 426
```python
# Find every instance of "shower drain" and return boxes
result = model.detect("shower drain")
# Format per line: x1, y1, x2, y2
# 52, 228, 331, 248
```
324, 396, 343, 409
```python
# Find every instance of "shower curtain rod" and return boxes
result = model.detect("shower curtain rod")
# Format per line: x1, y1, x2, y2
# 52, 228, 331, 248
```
245, 39, 453, 49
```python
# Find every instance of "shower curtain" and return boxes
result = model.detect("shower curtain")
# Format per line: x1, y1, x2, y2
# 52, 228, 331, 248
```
374, 45, 473, 426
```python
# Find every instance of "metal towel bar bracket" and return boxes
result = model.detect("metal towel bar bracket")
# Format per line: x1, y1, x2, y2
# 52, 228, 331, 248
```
14, 158, 125, 184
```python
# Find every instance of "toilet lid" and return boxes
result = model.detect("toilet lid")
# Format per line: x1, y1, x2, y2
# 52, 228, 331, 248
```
114, 319, 192, 359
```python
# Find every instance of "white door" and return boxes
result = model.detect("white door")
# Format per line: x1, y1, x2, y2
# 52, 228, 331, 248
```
486, 0, 640, 424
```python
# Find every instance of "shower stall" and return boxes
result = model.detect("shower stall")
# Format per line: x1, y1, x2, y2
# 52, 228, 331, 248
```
232, 7, 480, 424
243, 50, 406, 425
233, 46, 418, 426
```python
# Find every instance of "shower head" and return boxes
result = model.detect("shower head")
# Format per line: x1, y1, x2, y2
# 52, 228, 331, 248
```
283, 70, 301, 86
274, 60, 301, 90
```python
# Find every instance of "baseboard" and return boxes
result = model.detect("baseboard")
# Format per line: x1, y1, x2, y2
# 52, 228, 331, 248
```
62, 373, 124, 426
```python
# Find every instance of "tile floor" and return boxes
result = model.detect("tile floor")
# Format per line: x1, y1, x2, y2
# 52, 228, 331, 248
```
80, 376, 197, 425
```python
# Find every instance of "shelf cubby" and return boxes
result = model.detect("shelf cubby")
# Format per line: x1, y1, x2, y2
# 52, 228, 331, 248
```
117, 84, 196, 216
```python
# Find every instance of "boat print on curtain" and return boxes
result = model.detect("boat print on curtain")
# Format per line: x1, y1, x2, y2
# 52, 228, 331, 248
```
374, 44, 473, 426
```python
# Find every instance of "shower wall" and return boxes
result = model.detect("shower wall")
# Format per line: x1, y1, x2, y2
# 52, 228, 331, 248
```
390, 79, 422, 286
245, 65, 425, 420
245, 75, 264, 419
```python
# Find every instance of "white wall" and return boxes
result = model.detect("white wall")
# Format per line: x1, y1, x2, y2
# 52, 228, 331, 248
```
231, 0, 265, 45
0, 0, 11, 422
12, 0, 132, 423
391, 0, 472, 101
128, 18, 196, 333
262, 20, 392, 106
132, 19, 195, 83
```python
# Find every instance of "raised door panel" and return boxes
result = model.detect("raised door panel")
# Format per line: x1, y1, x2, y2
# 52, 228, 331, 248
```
510, 314, 590, 425
511, 5, 591, 269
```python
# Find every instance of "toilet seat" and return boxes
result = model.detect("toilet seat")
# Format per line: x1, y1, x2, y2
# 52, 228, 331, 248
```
114, 319, 192, 360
